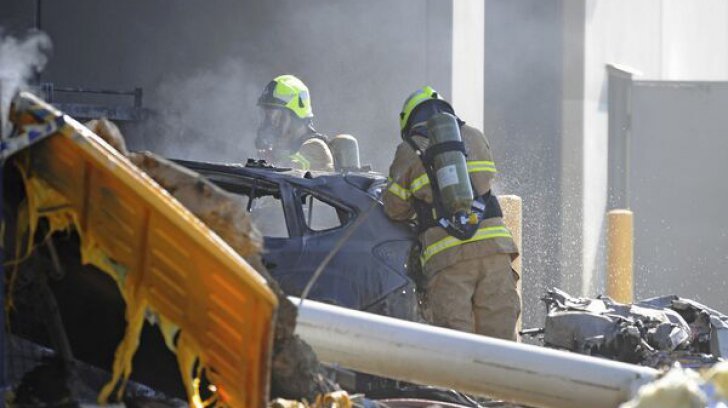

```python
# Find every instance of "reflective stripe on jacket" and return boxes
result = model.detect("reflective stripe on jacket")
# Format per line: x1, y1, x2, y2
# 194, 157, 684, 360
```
382, 124, 518, 275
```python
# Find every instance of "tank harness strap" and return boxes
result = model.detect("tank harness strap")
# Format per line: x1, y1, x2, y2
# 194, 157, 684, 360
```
421, 140, 466, 163
404, 135, 455, 226
413, 199, 438, 231
475, 191, 503, 219
413, 190, 503, 236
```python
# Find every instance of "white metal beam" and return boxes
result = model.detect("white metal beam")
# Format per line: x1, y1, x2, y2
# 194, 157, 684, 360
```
293, 297, 657, 408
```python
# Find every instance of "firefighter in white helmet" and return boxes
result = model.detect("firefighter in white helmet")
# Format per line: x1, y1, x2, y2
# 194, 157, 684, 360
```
383, 86, 520, 340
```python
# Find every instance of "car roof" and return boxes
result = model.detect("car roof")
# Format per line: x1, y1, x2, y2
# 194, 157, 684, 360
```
173, 159, 387, 200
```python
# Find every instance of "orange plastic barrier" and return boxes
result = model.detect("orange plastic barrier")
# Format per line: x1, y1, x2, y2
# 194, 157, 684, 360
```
11, 93, 277, 407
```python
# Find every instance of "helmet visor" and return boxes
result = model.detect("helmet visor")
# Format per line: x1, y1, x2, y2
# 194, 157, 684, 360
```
256, 106, 294, 158
259, 106, 288, 129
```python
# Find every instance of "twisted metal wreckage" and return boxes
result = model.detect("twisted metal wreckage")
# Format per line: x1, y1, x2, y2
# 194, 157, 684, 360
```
534, 289, 728, 369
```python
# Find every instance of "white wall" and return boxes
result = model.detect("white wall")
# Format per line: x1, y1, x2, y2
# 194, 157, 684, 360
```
452, 0, 484, 131
568, 0, 728, 294
660, 0, 728, 80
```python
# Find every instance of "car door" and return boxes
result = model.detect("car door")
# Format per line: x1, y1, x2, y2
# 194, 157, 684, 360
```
279, 187, 369, 307
249, 180, 305, 279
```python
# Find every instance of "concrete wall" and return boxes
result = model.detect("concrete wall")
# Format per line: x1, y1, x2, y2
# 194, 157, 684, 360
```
0, 0, 452, 171
630, 81, 728, 311
564, 0, 728, 295
484, 0, 563, 327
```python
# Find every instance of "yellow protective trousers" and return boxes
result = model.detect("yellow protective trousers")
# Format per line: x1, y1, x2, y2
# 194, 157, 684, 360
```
426, 252, 520, 340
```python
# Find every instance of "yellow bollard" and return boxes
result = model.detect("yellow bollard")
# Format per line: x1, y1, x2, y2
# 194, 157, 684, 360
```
499, 195, 522, 335
499, 195, 522, 278
607, 209, 634, 303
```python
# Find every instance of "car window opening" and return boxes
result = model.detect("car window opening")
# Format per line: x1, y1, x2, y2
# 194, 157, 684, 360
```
300, 193, 351, 232
250, 195, 288, 238
201, 173, 290, 239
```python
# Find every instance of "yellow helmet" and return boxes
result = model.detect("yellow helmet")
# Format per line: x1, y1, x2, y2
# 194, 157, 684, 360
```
399, 86, 454, 136
258, 74, 313, 119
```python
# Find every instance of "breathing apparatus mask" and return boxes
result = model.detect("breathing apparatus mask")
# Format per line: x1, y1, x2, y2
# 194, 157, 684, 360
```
255, 107, 299, 162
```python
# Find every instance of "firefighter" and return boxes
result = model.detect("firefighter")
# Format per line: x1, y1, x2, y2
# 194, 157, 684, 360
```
255, 74, 334, 171
382, 86, 521, 340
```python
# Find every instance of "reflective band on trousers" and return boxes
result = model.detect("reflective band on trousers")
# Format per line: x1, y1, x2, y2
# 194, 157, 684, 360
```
410, 160, 497, 194
290, 152, 311, 170
420, 225, 512, 265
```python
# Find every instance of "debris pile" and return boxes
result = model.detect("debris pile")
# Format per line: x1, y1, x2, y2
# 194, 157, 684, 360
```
537, 288, 728, 368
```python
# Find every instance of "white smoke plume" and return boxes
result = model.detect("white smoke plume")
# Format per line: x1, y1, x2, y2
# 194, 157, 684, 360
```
0, 29, 52, 137
141, 58, 261, 162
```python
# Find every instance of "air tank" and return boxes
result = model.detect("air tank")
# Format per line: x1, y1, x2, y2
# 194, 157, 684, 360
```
330, 134, 361, 171
426, 113, 474, 217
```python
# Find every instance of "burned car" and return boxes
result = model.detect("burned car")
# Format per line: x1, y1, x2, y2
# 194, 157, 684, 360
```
531, 288, 728, 369
176, 159, 420, 321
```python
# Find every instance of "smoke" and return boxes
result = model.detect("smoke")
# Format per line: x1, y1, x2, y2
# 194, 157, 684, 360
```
6, 1, 453, 171
140, 58, 261, 162
0, 29, 52, 136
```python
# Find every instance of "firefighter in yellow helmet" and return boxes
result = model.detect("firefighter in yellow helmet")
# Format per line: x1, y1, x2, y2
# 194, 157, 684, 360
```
383, 86, 520, 340
256, 74, 334, 171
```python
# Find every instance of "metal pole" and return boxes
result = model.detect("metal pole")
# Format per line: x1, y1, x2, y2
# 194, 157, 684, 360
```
0, 81, 7, 398
0, 163, 6, 402
293, 297, 657, 408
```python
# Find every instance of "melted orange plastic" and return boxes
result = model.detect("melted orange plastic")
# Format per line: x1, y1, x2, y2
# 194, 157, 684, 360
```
12, 105, 277, 407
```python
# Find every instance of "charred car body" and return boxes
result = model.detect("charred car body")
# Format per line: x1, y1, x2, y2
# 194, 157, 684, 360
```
175, 159, 420, 320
